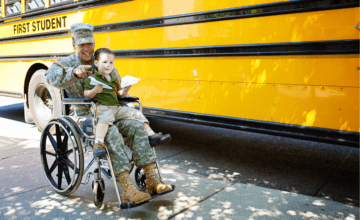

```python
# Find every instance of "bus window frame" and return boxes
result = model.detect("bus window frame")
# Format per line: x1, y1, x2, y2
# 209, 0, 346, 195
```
49, 0, 73, 8
5, 0, 22, 16
49, 0, 75, 9
0, 0, 3, 18
0, 0, 98, 21
25, 0, 46, 13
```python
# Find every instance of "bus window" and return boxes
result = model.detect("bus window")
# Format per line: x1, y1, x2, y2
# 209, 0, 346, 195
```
26, 0, 45, 10
5, 0, 21, 15
50, 0, 69, 6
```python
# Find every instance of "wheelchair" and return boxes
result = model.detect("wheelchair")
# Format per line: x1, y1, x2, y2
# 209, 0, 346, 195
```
39, 90, 170, 209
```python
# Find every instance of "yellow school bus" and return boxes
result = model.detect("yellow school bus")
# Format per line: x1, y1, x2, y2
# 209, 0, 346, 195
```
0, 0, 359, 147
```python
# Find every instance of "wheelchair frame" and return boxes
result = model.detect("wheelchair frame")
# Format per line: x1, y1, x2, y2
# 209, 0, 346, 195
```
40, 90, 163, 209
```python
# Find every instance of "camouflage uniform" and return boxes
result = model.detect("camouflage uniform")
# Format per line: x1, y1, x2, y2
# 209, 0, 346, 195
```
46, 53, 156, 174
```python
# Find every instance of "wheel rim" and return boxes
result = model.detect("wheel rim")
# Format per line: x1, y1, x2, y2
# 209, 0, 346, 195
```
40, 121, 81, 193
93, 179, 105, 207
34, 83, 54, 122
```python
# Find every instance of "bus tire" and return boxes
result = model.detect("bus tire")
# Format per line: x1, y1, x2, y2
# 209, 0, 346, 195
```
24, 95, 34, 124
28, 69, 61, 132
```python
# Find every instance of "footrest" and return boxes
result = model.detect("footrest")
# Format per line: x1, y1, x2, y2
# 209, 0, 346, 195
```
120, 200, 149, 209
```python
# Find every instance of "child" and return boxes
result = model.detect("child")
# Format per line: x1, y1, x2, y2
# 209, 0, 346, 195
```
84, 48, 171, 155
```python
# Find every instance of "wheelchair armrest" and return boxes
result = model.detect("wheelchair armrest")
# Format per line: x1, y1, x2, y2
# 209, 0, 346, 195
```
62, 98, 92, 104
118, 96, 139, 102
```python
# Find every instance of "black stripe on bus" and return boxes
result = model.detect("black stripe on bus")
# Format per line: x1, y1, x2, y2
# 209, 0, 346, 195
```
93, 0, 358, 33
0, 40, 358, 61
142, 107, 360, 148
0, 52, 71, 61
0, 0, 358, 42
111, 40, 359, 58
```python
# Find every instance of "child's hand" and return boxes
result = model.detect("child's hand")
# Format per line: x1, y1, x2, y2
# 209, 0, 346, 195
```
92, 85, 103, 94
124, 86, 131, 93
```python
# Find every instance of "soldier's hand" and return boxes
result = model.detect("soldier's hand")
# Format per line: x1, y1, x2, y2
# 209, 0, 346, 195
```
74, 65, 92, 78
93, 84, 103, 94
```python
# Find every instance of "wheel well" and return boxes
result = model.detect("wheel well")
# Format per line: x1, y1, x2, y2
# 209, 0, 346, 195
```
24, 63, 48, 107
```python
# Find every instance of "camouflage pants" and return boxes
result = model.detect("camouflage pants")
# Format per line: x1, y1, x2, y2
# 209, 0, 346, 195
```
96, 104, 149, 125
105, 119, 157, 175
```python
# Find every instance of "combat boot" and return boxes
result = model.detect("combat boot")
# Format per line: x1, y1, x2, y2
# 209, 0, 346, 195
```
117, 171, 151, 204
143, 162, 173, 195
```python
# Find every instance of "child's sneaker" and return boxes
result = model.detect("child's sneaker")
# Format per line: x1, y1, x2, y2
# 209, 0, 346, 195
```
149, 133, 171, 146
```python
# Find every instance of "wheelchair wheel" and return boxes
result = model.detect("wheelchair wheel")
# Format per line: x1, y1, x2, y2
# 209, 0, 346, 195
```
135, 167, 147, 191
92, 178, 105, 207
40, 118, 84, 195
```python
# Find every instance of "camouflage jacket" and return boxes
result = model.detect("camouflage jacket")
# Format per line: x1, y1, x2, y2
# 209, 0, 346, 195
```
46, 53, 121, 114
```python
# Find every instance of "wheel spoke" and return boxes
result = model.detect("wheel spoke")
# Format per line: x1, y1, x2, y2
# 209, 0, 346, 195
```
61, 149, 73, 156
56, 124, 62, 149
60, 135, 68, 152
61, 157, 74, 170
48, 160, 58, 175
45, 151, 56, 157
61, 157, 80, 174
63, 164, 71, 185
58, 162, 63, 189
46, 129, 57, 151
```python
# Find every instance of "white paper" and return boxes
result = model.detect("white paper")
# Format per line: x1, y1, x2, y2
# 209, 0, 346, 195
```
89, 76, 113, 90
121, 75, 141, 88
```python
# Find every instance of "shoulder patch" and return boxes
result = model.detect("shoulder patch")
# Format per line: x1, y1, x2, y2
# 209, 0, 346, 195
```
54, 59, 67, 68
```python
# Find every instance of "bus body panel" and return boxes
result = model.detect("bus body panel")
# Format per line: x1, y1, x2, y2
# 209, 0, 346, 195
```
0, 60, 53, 94
115, 55, 359, 132
1, 7, 358, 50
93, 7, 359, 50
0, 0, 358, 144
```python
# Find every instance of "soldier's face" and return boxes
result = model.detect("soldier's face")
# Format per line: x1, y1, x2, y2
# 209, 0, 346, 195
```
74, 43, 95, 64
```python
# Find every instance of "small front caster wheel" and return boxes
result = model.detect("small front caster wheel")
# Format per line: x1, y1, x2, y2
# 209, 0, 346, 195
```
92, 178, 105, 207
135, 167, 146, 191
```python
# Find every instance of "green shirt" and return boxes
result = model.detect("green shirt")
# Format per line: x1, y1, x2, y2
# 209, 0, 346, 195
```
84, 70, 121, 106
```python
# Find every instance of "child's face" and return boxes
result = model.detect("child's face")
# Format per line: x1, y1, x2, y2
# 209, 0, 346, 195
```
94, 53, 115, 76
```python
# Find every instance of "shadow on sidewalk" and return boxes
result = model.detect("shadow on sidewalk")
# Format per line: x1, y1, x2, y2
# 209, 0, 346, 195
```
149, 117, 359, 207
0, 103, 25, 123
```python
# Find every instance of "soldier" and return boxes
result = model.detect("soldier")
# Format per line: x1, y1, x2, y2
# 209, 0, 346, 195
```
46, 23, 173, 205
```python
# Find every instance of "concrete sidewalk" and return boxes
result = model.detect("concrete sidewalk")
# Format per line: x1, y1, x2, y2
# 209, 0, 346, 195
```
0, 158, 358, 219
0, 96, 358, 219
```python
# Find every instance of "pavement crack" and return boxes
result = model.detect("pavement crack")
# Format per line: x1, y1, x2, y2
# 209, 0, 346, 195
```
159, 147, 197, 161
167, 183, 236, 220
0, 185, 50, 200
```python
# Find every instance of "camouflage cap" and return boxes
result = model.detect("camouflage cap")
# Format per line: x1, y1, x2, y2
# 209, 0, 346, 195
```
70, 23, 95, 45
